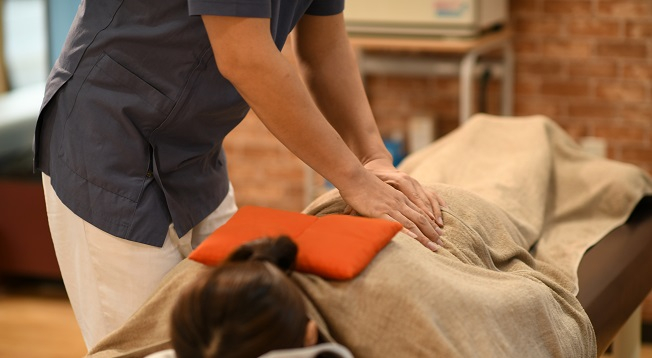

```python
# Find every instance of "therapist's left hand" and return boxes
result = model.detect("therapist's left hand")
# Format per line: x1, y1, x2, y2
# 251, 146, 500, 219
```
361, 158, 447, 232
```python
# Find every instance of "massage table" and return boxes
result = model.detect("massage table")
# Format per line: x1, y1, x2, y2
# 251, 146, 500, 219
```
395, 114, 652, 357
86, 115, 652, 358
577, 195, 652, 356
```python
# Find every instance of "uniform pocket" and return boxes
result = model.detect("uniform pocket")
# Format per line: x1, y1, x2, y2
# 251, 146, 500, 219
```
58, 53, 172, 202
94, 54, 174, 116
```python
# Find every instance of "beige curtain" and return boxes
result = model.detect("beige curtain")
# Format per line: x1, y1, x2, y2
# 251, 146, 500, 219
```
0, 0, 9, 93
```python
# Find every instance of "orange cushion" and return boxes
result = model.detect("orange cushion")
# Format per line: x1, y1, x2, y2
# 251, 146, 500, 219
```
189, 206, 402, 280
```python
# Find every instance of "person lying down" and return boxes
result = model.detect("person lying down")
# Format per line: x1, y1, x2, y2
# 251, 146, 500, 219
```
88, 183, 597, 358
147, 236, 354, 358
86, 115, 652, 358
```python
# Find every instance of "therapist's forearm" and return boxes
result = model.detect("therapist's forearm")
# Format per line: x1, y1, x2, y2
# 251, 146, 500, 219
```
294, 14, 391, 165
202, 15, 373, 193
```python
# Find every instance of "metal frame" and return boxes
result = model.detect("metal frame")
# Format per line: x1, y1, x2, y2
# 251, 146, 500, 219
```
458, 37, 513, 123
352, 29, 514, 125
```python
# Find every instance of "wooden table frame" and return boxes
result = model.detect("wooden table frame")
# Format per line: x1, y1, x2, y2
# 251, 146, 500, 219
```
348, 28, 514, 124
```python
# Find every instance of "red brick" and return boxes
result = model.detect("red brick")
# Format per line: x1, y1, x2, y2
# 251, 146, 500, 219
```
619, 105, 652, 126
543, 1, 593, 16
383, 76, 424, 92
593, 123, 649, 143
510, 0, 541, 15
645, 165, 652, 178
625, 22, 652, 38
426, 96, 460, 116
568, 61, 618, 77
514, 17, 562, 36
514, 97, 565, 117
623, 62, 652, 79
513, 38, 542, 56
597, 1, 652, 19
568, 102, 617, 119
542, 39, 593, 58
428, 78, 460, 95
566, 18, 621, 37
541, 80, 591, 97
515, 78, 541, 96
366, 75, 388, 92
620, 146, 652, 163
553, 118, 589, 139
223, 112, 307, 212
516, 59, 566, 76
483, 91, 503, 116
595, 80, 649, 103
375, 117, 409, 137
369, 95, 410, 112
595, 41, 647, 58
436, 117, 461, 137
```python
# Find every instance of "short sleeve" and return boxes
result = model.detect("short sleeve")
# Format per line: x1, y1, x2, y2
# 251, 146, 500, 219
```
305, 0, 345, 16
188, 0, 272, 18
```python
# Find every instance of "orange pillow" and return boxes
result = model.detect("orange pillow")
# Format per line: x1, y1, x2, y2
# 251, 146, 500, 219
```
189, 206, 402, 280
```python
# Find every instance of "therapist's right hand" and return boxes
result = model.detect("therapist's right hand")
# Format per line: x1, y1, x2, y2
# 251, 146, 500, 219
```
338, 173, 444, 252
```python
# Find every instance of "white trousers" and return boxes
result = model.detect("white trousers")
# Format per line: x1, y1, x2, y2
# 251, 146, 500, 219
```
41, 174, 237, 350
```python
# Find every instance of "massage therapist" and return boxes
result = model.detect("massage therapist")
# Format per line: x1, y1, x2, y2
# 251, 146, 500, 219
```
34, 0, 445, 348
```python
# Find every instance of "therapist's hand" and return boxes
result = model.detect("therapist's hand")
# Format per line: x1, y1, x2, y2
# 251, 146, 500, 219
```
339, 161, 446, 252
364, 158, 447, 224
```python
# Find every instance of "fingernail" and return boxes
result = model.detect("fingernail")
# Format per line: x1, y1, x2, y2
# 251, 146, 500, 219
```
404, 230, 418, 239
437, 216, 444, 226
437, 239, 444, 247
435, 227, 444, 236
427, 242, 439, 252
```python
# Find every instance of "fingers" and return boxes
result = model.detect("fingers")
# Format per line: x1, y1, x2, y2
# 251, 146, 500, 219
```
434, 190, 448, 209
401, 228, 440, 252
342, 205, 358, 216
427, 190, 447, 226
390, 174, 444, 229
381, 214, 439, 252
338, 172, 446, 252
376, 177, 446, 251
401, 200, 444, 247
413, 182, 444, 228
382, 200, 444, 252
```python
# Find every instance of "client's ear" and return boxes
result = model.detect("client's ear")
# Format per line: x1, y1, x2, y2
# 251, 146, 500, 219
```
304, 320, 318, 347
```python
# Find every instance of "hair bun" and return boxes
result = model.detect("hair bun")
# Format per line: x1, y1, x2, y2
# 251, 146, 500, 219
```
264, 236, 298, 272
227, 236, 298, 273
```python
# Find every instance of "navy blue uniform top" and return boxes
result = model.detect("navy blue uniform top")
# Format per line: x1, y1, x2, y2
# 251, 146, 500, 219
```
35, 0, 345, 247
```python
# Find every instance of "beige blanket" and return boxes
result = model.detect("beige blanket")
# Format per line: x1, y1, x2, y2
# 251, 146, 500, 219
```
87, 115, 652, 358
397, 114, 652, 293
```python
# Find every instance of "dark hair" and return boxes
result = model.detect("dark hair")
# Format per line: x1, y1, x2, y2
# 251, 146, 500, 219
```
171, 236, 308, 358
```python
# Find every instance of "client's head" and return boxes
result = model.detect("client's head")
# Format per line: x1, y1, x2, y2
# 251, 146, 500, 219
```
170, 236, 318, 358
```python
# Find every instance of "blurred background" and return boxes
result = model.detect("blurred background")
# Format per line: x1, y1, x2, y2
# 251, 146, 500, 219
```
0, 0, 651, 356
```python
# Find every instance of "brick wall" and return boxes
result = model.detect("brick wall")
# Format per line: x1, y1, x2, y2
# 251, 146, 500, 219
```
223, 112, 310, 212
512, 0, 652, 173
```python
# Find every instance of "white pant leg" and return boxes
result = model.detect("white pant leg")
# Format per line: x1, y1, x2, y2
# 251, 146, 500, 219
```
190, 182, 238, 250
41, 174, 236, 349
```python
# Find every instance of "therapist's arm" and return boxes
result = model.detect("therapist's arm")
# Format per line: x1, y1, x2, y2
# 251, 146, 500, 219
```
293, 15, 446, 225
202, 15, 442, 250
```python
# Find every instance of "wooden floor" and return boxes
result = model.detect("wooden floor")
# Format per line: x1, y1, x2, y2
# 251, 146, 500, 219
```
0, 279, 650, 358
0, 280, 86, 357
